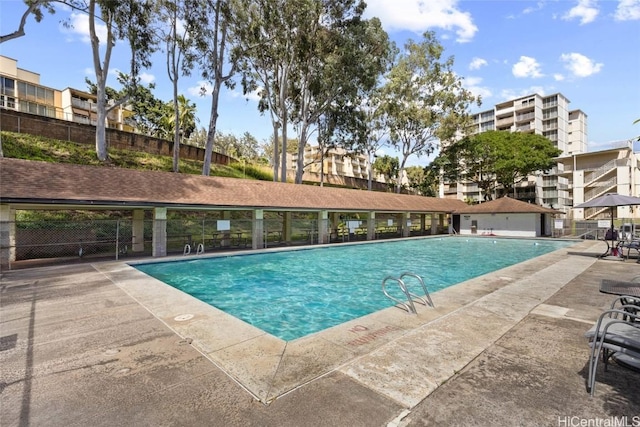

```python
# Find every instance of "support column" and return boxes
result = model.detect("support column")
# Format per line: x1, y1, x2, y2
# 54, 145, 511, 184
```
367, 211, 376, 240
402, 212, 410, 237
329, 212, 340, 242
0, 204, 16, 269
430, 214, 439, 235
152, 207, 167, 257
132, 209, 145, 253
252, 209, 264, 249
283, 212, 293, 243
318, 210, 329, 244
420, 214, 427, 235
221, 211, 231, 247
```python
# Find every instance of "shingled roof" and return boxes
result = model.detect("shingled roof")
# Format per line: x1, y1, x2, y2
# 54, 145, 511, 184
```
453, 196, 560, 215
0, 158, 467, 213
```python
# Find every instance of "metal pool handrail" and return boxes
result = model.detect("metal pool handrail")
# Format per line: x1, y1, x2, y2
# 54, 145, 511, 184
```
382, 276, 417, 314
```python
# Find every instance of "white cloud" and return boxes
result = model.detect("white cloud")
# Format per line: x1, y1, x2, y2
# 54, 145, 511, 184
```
464, 76, 492, 100
363, 0, 478, 43
522, 2, 545, 15
615, 0, 640, 20
500, 87, 547, 100
562, 0, 599, 24
187, 81, 214, 97
138, 72, 155, 85
512, 56, 544, 78
61, 12, 108, 44
553, 73, 565, 81
560, 52, 603, 77
231, 87, 263, 103
469, 57, 487, 70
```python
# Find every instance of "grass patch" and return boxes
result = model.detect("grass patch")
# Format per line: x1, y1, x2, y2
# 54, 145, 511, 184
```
1, 131, 273, 180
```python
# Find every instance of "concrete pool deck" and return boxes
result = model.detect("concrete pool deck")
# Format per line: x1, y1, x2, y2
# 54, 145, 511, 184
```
2, 239, 640, 426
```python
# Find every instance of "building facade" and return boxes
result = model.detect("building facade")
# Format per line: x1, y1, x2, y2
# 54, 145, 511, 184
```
0, 55, 60, 120
557, 142, 640, 221
0, 55, 130, 131
444, 92, 589, 212
288, 145, 399, 185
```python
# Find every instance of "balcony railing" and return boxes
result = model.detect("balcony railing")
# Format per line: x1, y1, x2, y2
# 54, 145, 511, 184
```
496, 117, 514, 126
515, 112, 535, 122
584, 178, 617, 200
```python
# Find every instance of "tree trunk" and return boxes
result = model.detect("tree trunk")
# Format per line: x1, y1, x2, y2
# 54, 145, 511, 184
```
295, 122, 309, 184
319, 148, 325, 187
89, 0, 111, 162
202, 88, 220, 175
279, 65, 289, 183
172, 85, 180, 173
272, 123, 280, 181
95, 81, 109, 161
367, 151, 373, 191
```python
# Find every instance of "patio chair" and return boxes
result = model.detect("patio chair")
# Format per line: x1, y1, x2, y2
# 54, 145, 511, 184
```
619, 239, 640, 262
584, 298, 640, 396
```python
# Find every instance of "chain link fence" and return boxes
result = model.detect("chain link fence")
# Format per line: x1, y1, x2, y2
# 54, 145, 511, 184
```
14, 212, 603, 265
14, 219, 152, 260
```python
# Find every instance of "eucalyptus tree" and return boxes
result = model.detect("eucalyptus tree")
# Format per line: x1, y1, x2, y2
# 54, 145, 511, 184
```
231, 0, 297, 182
288, 7, 390, 184
353, 90, 393, 190
382, 31, 479, 193
86, 0, 157, 161
155, 0, 198, 172
186, 0, 237, 176
0, 0, 86, 43
232, 0, 389, 184
2, 0, 157, 161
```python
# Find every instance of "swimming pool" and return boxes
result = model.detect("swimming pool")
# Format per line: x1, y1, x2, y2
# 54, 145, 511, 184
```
134, 237, 575, 341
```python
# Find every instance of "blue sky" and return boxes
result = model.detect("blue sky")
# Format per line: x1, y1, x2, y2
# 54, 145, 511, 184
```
1, 0, 639, 163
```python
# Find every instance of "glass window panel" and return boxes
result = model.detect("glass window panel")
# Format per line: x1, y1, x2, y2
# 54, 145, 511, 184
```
45, 89, 54, 104
26, 84, 36, 100
2, 77, 15, 96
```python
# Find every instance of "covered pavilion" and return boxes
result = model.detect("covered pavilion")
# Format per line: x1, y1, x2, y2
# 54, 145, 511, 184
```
0, 158, 467, 268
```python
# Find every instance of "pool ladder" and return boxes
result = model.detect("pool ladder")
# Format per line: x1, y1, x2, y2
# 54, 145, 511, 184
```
183, 243, 205, 256
381, 272, 434, 314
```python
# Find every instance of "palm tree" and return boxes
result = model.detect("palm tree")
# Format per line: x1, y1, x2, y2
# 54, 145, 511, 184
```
173, 94, 198, 139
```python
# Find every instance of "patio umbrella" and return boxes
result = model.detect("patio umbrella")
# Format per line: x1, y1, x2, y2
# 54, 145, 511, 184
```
574, 193, 640, 253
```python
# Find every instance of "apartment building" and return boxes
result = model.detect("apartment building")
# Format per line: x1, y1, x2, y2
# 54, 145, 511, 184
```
0, 55, 60, 120
557, 142, 640, 221
0, 55, 130, 131
445, 92, 589, 211
288, 145, 401, 187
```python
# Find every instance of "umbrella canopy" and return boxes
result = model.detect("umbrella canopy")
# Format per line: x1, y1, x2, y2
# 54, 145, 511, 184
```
574, 193, 640, 209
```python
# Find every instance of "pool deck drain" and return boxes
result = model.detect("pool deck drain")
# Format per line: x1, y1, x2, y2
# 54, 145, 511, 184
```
92, 240, 599, 405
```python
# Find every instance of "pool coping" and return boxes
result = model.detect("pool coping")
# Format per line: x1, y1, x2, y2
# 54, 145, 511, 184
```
95, 236, 597, 406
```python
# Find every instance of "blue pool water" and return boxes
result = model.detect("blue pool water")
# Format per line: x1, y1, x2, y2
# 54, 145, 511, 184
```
134, 237, 575, 341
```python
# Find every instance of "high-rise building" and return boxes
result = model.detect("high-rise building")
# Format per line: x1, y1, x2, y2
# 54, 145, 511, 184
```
443, 92, 588, 211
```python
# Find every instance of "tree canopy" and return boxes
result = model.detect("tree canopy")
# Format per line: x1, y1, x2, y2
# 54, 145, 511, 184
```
432, 130, 562, 200
382, 31, 479, 193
